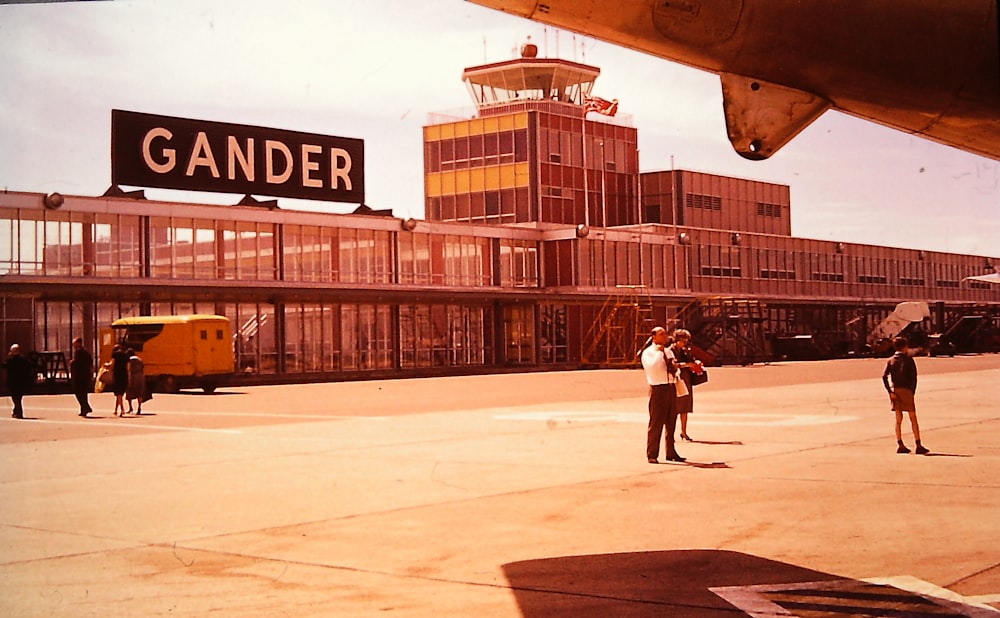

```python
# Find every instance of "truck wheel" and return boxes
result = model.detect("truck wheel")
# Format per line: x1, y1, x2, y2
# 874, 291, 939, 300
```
160, 375, 179, 393
202, 384, 217, 394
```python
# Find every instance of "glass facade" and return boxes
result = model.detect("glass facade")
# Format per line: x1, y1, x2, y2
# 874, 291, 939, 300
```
425, 110, 638, 227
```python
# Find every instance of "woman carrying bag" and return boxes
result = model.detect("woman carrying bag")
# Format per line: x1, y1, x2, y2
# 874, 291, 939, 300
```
670, 329, 706, 442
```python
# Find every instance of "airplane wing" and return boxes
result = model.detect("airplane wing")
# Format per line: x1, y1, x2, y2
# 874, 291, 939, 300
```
963, 272, 1000, 284
467, 0, 1000, 161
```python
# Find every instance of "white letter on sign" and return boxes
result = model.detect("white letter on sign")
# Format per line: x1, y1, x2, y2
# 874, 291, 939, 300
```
266, 140, 293, 184
301, 144, 322, 188
186, 132, 221, 178
142, 127, 175, 174
228, 136, 254, 181
330, 147, 353, 190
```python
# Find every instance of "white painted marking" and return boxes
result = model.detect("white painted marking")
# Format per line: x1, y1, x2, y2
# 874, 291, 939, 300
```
7, 406, 388, 421
863, 576, 1000, 614
712, 577, 1000, 617
3, 417, 242, 434
494, 410, 858, 427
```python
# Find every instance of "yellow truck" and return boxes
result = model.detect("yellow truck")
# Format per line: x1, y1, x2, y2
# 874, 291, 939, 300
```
100, 315, 235, 393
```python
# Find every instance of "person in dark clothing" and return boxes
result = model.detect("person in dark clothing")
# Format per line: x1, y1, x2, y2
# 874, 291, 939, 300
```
4, 344, 35, 419
882, 336, 929, 455
111, 344, 129, 416
70, 337, 94, 417
670, 328, 704, 442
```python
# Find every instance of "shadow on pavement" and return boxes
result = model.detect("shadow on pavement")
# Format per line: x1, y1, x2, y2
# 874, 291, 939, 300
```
503, 549, 839, 617
502, 549, 984, 617
503, 550, 993, 618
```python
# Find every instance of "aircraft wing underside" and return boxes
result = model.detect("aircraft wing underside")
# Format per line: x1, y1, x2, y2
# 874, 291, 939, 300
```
468, 0, 1000, 161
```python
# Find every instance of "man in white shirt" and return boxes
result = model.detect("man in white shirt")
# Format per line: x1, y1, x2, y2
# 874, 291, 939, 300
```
640, 326, 686, 463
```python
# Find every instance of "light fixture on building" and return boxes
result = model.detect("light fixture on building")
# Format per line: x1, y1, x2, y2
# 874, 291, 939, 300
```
401, 218, 418, 232
731, 232, 742, 246
576, 224, 590, 238
677, 232, 691, 246
836, 242, 845, 253
918, 250, 926, 260
986, 260, 996, 273
43, 192, 65, 209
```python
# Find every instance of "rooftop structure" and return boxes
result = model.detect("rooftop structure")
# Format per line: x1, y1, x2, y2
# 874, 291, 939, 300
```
463, 42, 600, 111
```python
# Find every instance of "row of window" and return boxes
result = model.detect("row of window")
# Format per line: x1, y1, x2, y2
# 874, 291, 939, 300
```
695, 245, 985, 288
425, 130, 529, 172
0, 209, 538, 288
21, 299, 566, 374
426, 187, 529, 224
3, 208, 993, 297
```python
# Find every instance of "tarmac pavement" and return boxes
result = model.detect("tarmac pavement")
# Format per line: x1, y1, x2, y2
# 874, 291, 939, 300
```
1, 355, 998, 616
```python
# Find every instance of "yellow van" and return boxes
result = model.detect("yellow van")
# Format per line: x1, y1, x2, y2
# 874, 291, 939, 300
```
100, 315, 235, 393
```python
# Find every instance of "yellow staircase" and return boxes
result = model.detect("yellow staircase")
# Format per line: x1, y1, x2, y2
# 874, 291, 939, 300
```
582, 285, 656, 366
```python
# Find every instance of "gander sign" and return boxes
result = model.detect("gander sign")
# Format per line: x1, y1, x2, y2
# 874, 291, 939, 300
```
111, 109, 364, 203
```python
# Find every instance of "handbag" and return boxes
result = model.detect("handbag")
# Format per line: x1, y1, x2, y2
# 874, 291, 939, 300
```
690, 368, 709, 386
95, 364, 112, 393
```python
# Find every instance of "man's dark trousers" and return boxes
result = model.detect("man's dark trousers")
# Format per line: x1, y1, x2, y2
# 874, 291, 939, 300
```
646, 383, 678, 460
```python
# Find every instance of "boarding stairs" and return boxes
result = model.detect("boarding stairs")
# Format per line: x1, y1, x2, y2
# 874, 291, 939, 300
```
582, 285, 656, 367
674, 297, 767, 365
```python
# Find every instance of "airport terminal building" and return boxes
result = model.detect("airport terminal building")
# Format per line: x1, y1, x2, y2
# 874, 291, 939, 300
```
2, 48, 998, 388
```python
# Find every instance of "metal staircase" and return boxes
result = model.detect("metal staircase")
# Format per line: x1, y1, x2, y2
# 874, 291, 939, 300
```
582, 285, 656, 366
673, 297, 768, 365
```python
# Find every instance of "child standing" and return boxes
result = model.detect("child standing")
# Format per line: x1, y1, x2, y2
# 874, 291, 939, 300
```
882, 336, 929, 455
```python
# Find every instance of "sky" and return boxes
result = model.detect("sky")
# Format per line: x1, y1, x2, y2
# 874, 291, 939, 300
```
1, 0, 997, 257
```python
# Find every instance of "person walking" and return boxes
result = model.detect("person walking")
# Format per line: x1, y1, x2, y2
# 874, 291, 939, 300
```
125, 348, 146, 415
882, 335, 929, 455
4, 344, 35, 419
640, 326, 686, 463
70, 337, 94, 417
110, 344, 129, 416
671, 329, 703, 442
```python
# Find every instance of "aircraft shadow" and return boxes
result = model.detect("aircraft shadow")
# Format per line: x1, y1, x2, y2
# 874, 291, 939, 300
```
503, 550, 839, 617
502, 549, 982, 617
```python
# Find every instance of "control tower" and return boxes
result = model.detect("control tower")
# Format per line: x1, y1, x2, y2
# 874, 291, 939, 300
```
423, 43, 638, 227
463, 42, 600, 111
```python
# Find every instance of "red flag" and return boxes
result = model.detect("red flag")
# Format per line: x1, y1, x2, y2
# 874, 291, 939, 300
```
584, 95, 619, 116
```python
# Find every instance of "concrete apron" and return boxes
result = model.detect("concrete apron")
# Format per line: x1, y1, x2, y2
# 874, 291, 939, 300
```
0, 356, 998, 616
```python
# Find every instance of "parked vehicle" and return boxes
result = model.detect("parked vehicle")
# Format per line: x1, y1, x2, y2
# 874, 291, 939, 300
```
100, 315, 234, 393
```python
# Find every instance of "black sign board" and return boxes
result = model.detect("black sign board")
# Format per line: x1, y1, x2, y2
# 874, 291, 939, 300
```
111, 109, 364, 204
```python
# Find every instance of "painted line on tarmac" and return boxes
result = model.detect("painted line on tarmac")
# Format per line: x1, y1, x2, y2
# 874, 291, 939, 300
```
862, 575, 1000, 614
12, 407, 388, 421
712, 576, 998, 617
494, 411, 859, 426
161, 411, 390, 420
3, 416, 243, 434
